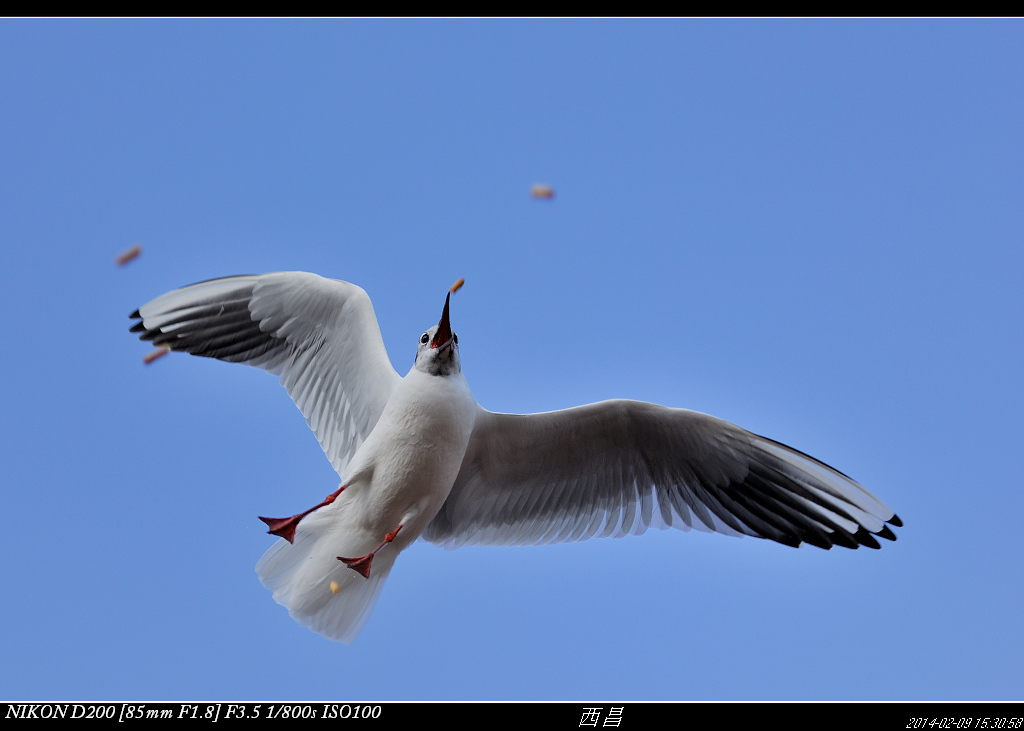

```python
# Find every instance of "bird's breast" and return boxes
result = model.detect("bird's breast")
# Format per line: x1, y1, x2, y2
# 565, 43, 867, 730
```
345, 372, 477, 538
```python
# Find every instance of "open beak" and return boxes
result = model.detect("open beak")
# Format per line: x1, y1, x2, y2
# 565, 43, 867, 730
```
431, 291, 453, 350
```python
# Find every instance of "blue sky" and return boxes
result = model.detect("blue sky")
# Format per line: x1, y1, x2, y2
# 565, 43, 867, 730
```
1, 19, 1021, 700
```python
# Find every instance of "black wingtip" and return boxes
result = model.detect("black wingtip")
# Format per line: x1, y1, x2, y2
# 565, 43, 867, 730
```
854, 527, 881, 549
828, 529, 861, 550
129, 309, 141, 319
129, 321, 146, 333
799, 532, 834, 551
876, 525, 897, 542
887, 514, 903, 527
777, 534, 802, 549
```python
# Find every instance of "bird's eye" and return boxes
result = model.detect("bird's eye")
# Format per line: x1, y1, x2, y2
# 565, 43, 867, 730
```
453, 333, 458, 344
420, 333, 429, 344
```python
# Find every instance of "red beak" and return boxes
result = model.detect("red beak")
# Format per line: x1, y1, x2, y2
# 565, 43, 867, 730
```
431, 292, 452, 349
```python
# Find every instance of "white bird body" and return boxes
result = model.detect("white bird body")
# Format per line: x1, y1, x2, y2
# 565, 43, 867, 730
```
341, 367, 478, 546
131, 271, 902, 643
257, 367, 477, 641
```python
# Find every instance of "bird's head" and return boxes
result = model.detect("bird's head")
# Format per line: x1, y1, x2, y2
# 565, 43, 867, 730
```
414, 288, 461, 376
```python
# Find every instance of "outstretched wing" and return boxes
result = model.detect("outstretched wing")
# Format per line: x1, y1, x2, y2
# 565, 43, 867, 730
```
425, 400, 901, 550
130, 272, 402, 477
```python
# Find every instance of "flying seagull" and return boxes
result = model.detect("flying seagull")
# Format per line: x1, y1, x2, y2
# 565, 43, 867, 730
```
130, 272, 901, 643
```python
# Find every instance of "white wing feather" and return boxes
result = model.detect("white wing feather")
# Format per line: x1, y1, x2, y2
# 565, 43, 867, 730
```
425, 400, 900, 551
131, 272, 401, 477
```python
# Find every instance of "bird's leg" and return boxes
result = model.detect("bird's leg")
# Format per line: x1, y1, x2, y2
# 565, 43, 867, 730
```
338, 524, 403, 579
258, 484, 346, 543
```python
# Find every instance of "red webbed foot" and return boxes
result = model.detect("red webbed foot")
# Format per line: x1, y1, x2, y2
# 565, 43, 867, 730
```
258, 485, 346, 543
338, 524, 403, 579
259, 514, 303, 542
338, 554, 373, 579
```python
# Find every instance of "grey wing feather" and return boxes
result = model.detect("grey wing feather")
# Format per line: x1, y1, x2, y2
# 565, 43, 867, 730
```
424, 400, 901, 550
130, 272, 401, 477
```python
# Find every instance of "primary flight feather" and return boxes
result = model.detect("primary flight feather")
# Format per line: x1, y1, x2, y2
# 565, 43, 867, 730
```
130, 272, 901, 642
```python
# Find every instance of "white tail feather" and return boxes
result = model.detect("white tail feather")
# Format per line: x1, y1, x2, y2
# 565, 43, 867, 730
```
255, 516, 393, 644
